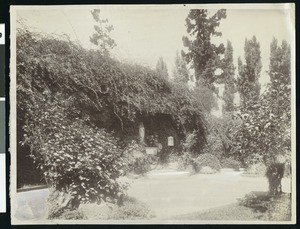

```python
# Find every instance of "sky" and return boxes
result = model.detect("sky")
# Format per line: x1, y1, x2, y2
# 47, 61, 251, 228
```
14, 4, 295, 116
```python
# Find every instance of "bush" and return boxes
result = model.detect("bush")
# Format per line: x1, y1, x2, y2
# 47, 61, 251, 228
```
123, 140, 151, 175
177, 152, 194, 171
202, 134, 224, 159
182, 131, 197, 152
47, 189, 73, 219
59, 209, 87, 220
194, 153, 222, 172
79, 202, 115, 220
110, 196, 155, 220
199, 166, 215, 174
178, 153, 221, 174
238, 191, 272, 213
25, 95, 127, 209
244, 163, 267, 176
221, 158, 240, 171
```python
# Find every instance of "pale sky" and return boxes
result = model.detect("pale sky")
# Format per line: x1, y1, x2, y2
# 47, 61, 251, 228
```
14, 4, 294, 116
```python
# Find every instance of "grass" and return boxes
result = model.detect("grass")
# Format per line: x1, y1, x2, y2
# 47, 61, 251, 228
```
173, 193, 291, 221
268, 193, 291, 221
77, 196, 155, 220
173, 203, 266, 221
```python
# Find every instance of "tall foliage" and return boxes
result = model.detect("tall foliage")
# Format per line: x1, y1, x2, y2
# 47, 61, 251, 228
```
221, 40, 236, 113
90, 9, 116, 56
156, 56, 169, 80
235, 38, 291, 165
182, 9, 227, 89
173, 51, 190, 84
237, 36, 262, 109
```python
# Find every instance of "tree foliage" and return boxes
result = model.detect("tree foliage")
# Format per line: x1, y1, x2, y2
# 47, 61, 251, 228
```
173, 51, 190, 84
182, 9, 227, 89
237, 36, 262, 109
235, 38, 291, 165
192, 85, 217, 113
221, 40, 236, 113
156, 56, 169, 80
90, 9, 116, 56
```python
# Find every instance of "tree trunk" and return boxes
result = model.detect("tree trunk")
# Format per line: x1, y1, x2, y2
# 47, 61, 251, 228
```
266, 163, 285, 196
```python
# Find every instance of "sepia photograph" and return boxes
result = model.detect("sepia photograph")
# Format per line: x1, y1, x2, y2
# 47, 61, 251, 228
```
10, 4, 295, 224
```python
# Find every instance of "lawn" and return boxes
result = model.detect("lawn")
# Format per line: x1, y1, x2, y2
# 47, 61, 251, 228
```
15, 168, 292, 221
127, 168, 291, 220
173, 193, 291, 221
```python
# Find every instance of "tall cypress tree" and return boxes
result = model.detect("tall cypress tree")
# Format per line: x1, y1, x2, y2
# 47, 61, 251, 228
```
156, 56, 169, 80
237, 36, 262, 109
173, 51, 190, 85
222, 40, 236, 113
268, 38, 291, 125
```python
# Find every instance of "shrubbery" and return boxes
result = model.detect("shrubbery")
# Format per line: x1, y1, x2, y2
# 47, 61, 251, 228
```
110, 196, 155, 220
221, 158, 240, 171
23, 94, 127, 210
58, 209, 87, 220
244, 163, 267, 176
177, 153, 221, 174
177, 153, 194, 171
194, 153, 222, 172
122, 140, 151, 175
238, 191, 273, 213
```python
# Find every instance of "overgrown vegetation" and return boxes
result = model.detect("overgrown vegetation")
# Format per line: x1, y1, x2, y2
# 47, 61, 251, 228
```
17, 22, 208, 214
16, 7, 292, 221
122, 140, 151, 175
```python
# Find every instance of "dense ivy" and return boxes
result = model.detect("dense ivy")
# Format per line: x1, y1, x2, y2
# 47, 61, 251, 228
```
17, 25, 208, 197
17, 27, 207, 155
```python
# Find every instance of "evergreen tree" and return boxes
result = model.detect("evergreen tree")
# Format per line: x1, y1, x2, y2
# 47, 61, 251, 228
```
156, 56, 169, 80
182, 9, 227, 89
221, 40, 236, 113
173, 51, 190, 84
234, 38, 291, 166
90, 9, 116, 56
237, 36, 262, 109
267, 38, 291, 131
